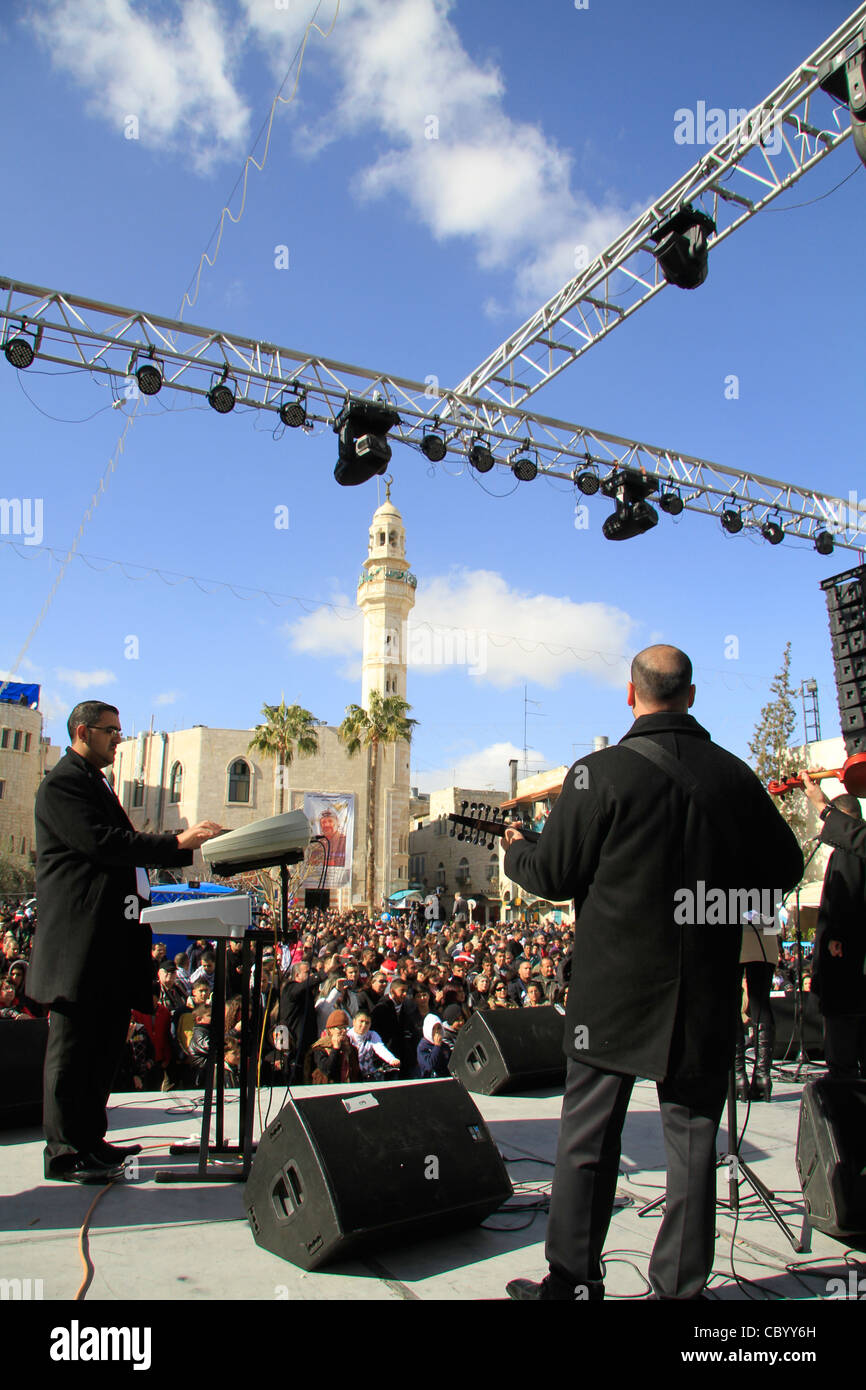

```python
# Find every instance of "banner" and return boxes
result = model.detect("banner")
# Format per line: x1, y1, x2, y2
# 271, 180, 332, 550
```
302, 793, 355, 890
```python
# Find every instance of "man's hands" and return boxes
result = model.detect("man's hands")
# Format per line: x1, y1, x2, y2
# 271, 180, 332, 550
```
176, 821, 225, 851
503, 820, 526, 848
800, 771, 830, 816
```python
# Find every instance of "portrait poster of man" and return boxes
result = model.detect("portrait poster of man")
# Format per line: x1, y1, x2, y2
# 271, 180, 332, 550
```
302, 793, 354, 888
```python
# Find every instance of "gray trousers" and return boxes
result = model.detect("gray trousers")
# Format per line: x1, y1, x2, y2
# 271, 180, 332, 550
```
545, 1058, 727, 1299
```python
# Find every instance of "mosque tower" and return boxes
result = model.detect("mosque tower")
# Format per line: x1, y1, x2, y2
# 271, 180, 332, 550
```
357, 479, 416, 707
356, 480, 416, 903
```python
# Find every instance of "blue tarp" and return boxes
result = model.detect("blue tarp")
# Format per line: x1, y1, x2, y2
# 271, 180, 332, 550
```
0, 682, 39, 707
149, 881, 239, 957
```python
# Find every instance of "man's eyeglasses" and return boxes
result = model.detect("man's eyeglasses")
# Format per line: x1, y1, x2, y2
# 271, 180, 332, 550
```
88, 725, 122, 736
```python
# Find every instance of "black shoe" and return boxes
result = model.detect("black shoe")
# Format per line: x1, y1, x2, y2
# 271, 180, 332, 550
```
506, 1275, 577, 1301
46, 1153, 125, 1184
94, 1140, 142, 1162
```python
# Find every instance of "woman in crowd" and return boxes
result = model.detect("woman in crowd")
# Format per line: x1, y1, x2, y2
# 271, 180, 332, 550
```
416, 1014, 452, 1078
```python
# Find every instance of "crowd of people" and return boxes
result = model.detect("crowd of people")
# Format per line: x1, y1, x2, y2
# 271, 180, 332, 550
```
0, 894, 575, 1090
0, 894, 817, 1094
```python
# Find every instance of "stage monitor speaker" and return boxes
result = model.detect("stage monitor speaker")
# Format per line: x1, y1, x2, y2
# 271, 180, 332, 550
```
796, 1079, 866, 1240
766, 992, 824, 1061
304, 889, 330, 911
244, 1078, 512, 1270
0, 1018, 48, 1129
448, 1005, 567, 1096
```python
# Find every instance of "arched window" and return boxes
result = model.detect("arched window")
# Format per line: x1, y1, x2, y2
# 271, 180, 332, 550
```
169, 761, 183, 804
436, 862, 446, 887
378, 531, 386, 545
456, 857, 470, 885
487, 856, 498, 885
228, 759, 251, 804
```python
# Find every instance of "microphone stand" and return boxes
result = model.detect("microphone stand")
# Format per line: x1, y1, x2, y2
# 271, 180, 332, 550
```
774, 840, 822, 1083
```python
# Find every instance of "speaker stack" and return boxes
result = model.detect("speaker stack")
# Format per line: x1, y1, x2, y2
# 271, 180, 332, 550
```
244, 1078, 512, 1270
448, 1006, 567, 1095
796, 1079, 866, 1241
821, 564, 866, 757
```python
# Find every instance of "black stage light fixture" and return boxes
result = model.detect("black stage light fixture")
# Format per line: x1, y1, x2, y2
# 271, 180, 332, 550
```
420, 432, 447, 462
814, 529, 835, 556
761, 517, 784, 546
510, 449, 538, 482
574, 467, 600, 496
3, 321, 40, 369
208, 369, 236, 414
818, 26, 866, 169
333, 397, 401, 486
658, 488, 684, 516
279, 391, 307, 428
651, 205, 716, 289
601, 468, 658, 541
136, 360, 163, 396
468, 439, 495, 474
721, 507, 744, 535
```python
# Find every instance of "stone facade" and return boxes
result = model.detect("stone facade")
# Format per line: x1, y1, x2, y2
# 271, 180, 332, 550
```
0, 703, 58, 884
409, 786, 507, 922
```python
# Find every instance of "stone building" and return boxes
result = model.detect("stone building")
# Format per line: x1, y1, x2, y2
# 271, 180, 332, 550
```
0, 689, 59, 889
409, 786, 507, 923
109, 491, 416, 909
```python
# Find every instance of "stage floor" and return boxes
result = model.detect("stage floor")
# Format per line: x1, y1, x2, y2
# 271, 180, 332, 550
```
1, 1067, 862, 1309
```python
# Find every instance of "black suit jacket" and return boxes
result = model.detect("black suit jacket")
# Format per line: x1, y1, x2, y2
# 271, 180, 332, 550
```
29, 749, 193, 1012
504, 713, 804, 1083
812, 837, 866, 1016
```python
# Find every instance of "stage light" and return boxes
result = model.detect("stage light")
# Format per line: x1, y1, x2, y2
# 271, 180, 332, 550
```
3, 320, 37, 369
136, 362, 162, 396
819, 29, 866, 170
651, 205, 716, 289
420, 432, 447, 462
602, 500, 658, 541
468, 440, 495, 474
574, 467, 600, 496
658, 488, 684, 516
510, 450, 538, 482
333, 397, 401, 486
814, 529, 835, 556
601, 469, 658, 541
761, 518, 784, 546
208, 370, 236, 414
721, 507, 743, 535
279, 392, 306, 428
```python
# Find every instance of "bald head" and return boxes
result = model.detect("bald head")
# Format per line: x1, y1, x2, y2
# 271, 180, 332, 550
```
628, 645, 694, 715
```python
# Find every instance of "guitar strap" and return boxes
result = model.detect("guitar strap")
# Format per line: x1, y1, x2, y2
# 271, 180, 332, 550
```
620, 735, 739, 863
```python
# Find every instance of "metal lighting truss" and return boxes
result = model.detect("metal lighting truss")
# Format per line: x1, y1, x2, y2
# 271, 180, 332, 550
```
1, 274, 863, 550
454, 4, 866, 409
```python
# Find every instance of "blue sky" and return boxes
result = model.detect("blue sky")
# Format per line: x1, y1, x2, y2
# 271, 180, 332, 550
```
1, 0, 863, 792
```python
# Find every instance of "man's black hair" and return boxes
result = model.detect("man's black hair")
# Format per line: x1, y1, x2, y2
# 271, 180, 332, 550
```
67, 701, 119, 743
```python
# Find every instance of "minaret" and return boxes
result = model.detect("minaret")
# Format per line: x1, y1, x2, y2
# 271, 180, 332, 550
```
357, 479, 416, 708
356, 479, 416, 904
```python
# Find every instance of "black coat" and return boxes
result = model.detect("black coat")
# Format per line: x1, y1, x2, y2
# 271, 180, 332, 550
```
812, 842, 866, 1016
504, 713, 804, 1083
29, 749, 193, 1013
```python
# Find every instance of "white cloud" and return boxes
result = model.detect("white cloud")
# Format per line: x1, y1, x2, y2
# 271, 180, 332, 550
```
154, 691, 181, 706
247, 0, 641, 305
55, 668, 118, 691
26, 0, 250, 171
413, 740, 548, 795
283, 567, 635, 689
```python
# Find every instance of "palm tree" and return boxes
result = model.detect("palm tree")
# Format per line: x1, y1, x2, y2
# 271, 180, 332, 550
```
248, 700, 320, 814
338, 690, 417, 909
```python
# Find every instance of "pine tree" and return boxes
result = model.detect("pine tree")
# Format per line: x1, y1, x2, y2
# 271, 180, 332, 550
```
747, 641, 811, 849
